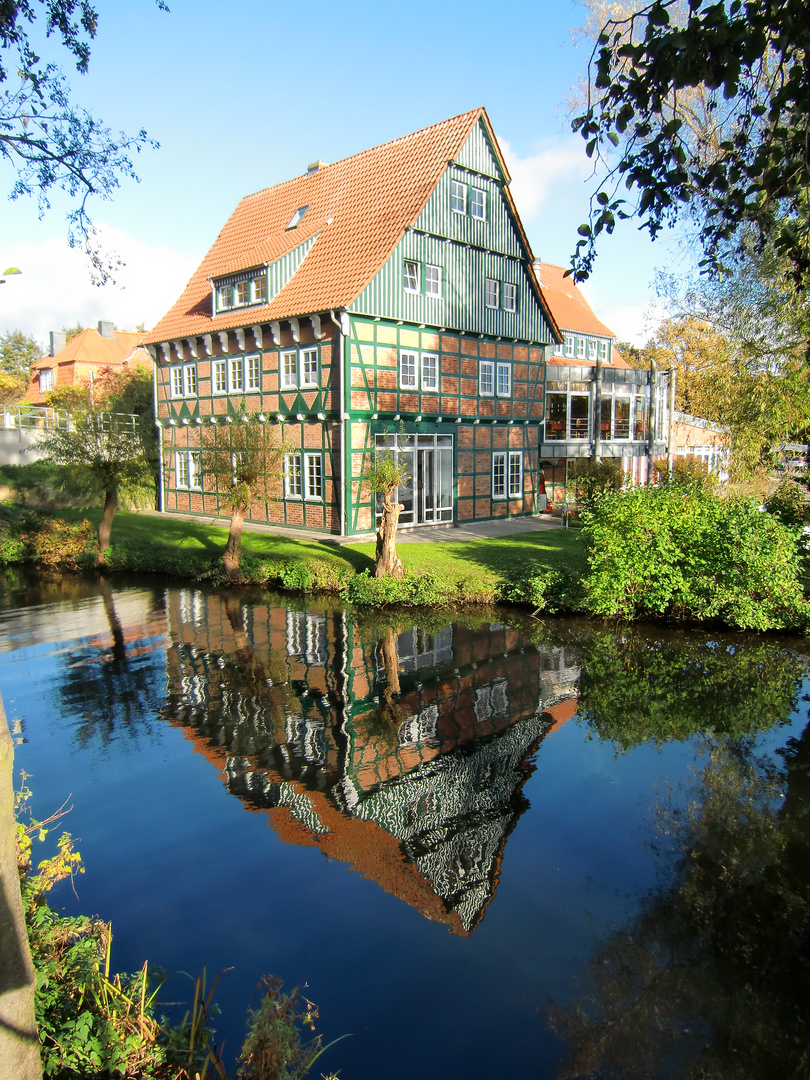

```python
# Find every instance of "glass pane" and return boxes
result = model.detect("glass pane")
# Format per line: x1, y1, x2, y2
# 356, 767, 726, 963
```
600, 397, 612, 439
614, 397, 631, 439
437, 448, 453, 512
546, 394, 567, 440
569, 395, 589, 439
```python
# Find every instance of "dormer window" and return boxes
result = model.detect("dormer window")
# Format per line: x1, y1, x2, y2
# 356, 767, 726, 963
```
286, 205, 310, 230
214, 270, 268, 313
39, 368, 54, 393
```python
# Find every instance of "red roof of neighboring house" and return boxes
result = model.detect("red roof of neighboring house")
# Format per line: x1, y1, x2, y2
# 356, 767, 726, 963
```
27, 327, 151, 404
147, 108, 557, 343
536, 262, 617, 338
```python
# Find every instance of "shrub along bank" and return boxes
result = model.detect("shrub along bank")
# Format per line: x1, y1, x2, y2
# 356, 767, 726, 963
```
0, 490, 807, 632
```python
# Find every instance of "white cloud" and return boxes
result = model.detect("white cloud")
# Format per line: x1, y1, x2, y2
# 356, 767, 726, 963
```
496, 134, 591, 221
0, 225, 199, 350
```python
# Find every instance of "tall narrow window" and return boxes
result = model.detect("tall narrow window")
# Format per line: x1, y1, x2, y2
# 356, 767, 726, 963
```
217, 284, 232, 311
400, 351, 417, 389
577, 337, 586, 359
253, 275, 267, 303
492, 452, 506, 498
565, 334, 575, 358
39, 368, 54, 392
403, 260, 419, 292
421, 353, 438, 391
451, 180, 466, 213
588, 339, 597, 361
507, 451, 522, 497
485, 278, 499, 309
496, 362, 511, 398
599, 340, 609, 363
188, 451, 201, 490
183, 364, 197, 396
229, 357, 244, 393
235, 281, 250, 305
502, 283, 517, 312
246, 354, 260, 392
170, 366, 183, 398
479, 360, 494, 396
213, 359, 227, 394
285, 453, 302, 497
305, 453, 322, 500
176, 452, 188, 488
300, 348, 318, 388
424, 264, 441, 297
470, 187, 486, 219
281, 351, 297, 390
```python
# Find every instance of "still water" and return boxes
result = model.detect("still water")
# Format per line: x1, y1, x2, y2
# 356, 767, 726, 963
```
0, 572, 808, 1079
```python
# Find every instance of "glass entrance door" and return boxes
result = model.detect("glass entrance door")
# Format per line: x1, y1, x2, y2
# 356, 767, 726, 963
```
375, 433, 453, 526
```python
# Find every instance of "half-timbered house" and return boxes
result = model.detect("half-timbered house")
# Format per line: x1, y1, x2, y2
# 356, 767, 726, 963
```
146, 109, 560, 535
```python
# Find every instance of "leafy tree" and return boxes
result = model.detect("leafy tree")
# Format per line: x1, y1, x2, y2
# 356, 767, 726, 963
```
36, 410, 152, 554
363, 451, 411, 579
95, 363, 159, 503
0, 2, 166, 280
0, 328, 41, 380
44, 383, 91, 411
571, 0, 810, 285
61, 323, 85, 342
0, 369, 25, 403
199, 412, 288, 578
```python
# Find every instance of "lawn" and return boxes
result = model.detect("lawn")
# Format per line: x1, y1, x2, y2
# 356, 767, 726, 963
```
67, 508, 587, 591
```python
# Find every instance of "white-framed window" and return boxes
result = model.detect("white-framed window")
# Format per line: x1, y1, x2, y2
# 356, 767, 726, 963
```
565, 334, 575, 358
404, 259, 419, 292
421, 353, 438, 391
588, 339, 597, 361
485, 278, 500, 309
213, 359, 227, 394
400, 351, 417, 389
479, 360, 494, 396
284, 453, 302, 497
214, 272, 267, 313
38, 368, 54, 393
425, 264, 441, 297
246, 354, 261, 391
492, 452, 506, 498
284, 452, 323, 501
229, 356, 244, 393
286, 204, 310, 229
496, 362, 511, 398
503, 282, 517, 312
470, 187, 486, 219
170, 365, 183, 397
175, 450, 201, 490
508, 450, 522, 496
279, 347, 318, 391
451, 179, 466, 213
300, 347, 318, 388
577, 336, 586, 359
183, 364, 197, 396
305, 453, 322, 500
599, 340, 609, 363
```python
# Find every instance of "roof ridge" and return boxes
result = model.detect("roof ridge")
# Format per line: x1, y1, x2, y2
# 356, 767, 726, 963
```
239, 107, 484, 204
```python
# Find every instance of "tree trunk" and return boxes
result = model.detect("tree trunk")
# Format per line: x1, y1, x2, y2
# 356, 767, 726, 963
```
223, 507, 244, 578
380, 625, 402, 698
98, 488, 118, 555
374, 493, 404, 578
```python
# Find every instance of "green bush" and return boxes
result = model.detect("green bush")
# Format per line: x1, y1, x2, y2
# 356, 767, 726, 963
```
0, 505, 97, 568
764, 479, 808, 530
346, 569, 460, 607
566, 457, 624, 504
498, 566, 582, 614
581, 486, 809, 630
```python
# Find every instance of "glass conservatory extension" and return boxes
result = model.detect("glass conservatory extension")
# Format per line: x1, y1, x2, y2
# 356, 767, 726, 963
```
544, 369, 669, 452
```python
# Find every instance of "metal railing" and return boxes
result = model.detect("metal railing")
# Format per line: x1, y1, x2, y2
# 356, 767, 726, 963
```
0, 404, 138, 435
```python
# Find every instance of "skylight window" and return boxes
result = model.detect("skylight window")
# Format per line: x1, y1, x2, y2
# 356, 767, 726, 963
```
286, 205, 310, 229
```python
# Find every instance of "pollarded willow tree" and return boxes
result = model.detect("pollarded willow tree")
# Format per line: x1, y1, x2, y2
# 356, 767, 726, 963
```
363, 451, 411, 579
37, 410, 152, 554
199, 414, 288, 578
570, 0, 810, 286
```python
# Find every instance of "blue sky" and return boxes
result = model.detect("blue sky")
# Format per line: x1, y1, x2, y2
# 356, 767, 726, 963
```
1, 0, 689, 348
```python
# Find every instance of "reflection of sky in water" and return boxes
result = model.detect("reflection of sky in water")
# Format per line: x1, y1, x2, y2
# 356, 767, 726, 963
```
0, 576, 806, 1080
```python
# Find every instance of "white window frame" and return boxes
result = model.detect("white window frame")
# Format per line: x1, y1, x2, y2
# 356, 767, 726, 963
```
176, 450, 201, 490
304, 452, 322, 501
284, 453, 302, 498
577, 336, 586, 359
502, 282, 517, 313
479, 360, 494, 397
496, 362, 511, 398
215, 273, 267, 313
588, 339, 597, 362
485, 278, 499, 309
404, 259, 419, 292
280, 350, 297, 390
421, 353, 438, 391
565, 334, 575, 358
599, 340, 609, 363
300, 347, 319, 389
424, 263, 441, 297
246, 354, 261, 392
451, 179, 466, 214
183, 364, 197, 397
170, 365, 184, 398
229, 356, 244, 393
213, 359, 227, 394
470, 187, 486, 220
39, 368, 54, 393
492, 452, 507, 499
508, 450, 522, 497
400, 351, 417, 390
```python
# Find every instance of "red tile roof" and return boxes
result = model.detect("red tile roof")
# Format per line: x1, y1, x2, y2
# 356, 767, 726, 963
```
147, 108, 556, 343
27, 327, 151, 403
536, 262, 617, 338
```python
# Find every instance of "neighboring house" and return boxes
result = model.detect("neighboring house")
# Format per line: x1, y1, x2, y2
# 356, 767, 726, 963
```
146, 109, 562, 535
536, 263, 671, 504
27, 322, 152, 405
673, 411, 730, 479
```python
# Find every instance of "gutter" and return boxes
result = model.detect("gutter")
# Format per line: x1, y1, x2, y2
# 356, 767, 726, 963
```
151, 351, 165, 512
329, 309, 347, 536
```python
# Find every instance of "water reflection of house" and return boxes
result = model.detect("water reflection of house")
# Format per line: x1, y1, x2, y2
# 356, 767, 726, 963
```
160, 589, 580, 933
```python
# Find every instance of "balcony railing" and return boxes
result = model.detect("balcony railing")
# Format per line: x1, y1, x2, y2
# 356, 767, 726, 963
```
0, 405, 138, 435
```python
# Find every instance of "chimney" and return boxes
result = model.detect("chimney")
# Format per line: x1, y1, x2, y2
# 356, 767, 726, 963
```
49, 331, 66, 357
98, 320, 115, 338
307, 160, 327, 174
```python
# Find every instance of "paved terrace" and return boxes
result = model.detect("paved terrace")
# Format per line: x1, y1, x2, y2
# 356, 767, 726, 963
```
137, 509, 564, 545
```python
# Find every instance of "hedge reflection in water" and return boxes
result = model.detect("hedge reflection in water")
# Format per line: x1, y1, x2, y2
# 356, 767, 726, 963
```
13, 574, 810, 1074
